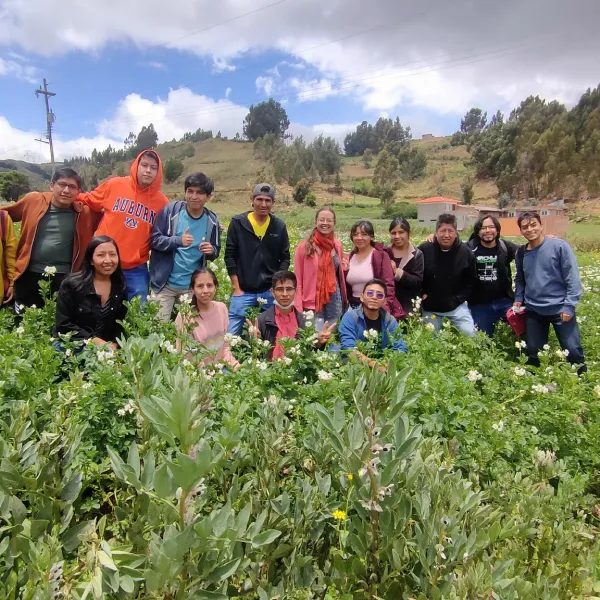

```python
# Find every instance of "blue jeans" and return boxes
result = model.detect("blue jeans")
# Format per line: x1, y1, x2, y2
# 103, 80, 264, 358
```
470, 298, 513, 336
227, 290, 274, 336
422, 302, 476, 337
315, 285, 344, 331
124, 264, 149, 302
526, 309, 586, 372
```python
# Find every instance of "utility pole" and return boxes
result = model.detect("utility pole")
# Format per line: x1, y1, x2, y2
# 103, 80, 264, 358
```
34, 79, 56, 166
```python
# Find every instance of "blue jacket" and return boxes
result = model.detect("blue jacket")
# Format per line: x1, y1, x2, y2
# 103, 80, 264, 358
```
514, 237, 582, 316
339, 306, 407, 353
149, 201, 221, 293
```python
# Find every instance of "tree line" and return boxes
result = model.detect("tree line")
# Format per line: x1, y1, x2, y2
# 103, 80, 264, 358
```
454, 85, 600, 201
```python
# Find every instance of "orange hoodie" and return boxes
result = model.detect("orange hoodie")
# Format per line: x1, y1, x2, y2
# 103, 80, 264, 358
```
79, 150, 169, 270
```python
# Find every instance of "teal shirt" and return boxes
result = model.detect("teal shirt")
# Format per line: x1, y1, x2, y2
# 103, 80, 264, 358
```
29, 205, 76, 274
167, 210, 208, 289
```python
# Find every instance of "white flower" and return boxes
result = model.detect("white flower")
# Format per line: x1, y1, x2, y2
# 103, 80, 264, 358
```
531, 426, 539, 434
257, 361, 268, 371
261, 339, 271, 348
555, 349, 569, 359
15, 326, 24, 335
491, 420, 504, 432
363, 329, 379, 340
161, 340, 177, 354
317, 370, 333, 381
514, 367, 526, 377
466, 370, 482, 382
535, 448, 557, 467
178, 294, 192, 305
543, 344, 551, 351
224, 333, 242, 348
257, 297, 268, 306
425, 322, 435, 331
515, 340, 527, 349
303, 310, 314, 320
44, 265, 57, 276
182, 359, 192, 368
283, 356, 292, 365
117, 408, 126, 417
532, 383, 550, 394
65, 349, 72, 357
594, 385, 600, 399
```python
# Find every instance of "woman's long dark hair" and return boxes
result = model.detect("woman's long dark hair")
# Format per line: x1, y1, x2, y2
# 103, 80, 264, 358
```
66, 235, 126, 293
350, 220, 375, 248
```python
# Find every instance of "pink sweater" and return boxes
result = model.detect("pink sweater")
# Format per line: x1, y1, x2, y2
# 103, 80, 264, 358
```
175, 301, 239, 369
294, 239, 348, 311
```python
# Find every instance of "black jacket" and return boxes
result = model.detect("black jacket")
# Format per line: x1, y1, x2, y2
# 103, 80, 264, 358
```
384, 245, 424, 315
257, 305, 306, 360
54, 276, 127, 342
467, 237, 519, 304
225, 212, 290, 293
418, 238, 477, 313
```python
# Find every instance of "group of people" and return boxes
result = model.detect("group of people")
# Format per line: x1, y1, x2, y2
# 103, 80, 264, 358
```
0, 148, 586, 373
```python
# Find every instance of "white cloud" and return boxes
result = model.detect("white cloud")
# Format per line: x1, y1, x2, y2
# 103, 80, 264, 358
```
225, 87, 232, 98
287, 77, 338, 102
141, 61, 167, 70
255, 76, 275, 95
1, 0, 598, 118
0, 57, 38, 83
0, 87, 357, 162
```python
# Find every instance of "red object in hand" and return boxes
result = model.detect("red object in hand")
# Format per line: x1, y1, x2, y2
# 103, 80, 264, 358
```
506, 307, 527, 337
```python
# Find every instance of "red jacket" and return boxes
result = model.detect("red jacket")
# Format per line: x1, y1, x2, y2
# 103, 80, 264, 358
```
346, 243, 405, 319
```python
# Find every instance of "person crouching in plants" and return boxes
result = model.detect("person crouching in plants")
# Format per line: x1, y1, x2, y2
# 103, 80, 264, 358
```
175, 268, 240, 371
247, 270, 336, 361
339, 278, 407, 370
54, 235, 127, 352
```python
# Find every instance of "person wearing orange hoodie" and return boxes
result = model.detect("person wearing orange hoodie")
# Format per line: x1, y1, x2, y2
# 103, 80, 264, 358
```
79, 149, 168, 301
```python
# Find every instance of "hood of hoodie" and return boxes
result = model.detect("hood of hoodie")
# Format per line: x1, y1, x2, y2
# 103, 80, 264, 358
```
130, 149, 163, 194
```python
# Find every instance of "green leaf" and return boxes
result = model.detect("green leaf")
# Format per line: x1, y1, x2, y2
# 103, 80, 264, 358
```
62, 521, 93, 552
313, 404, 336, 434
120, 574, 135, 593
127, 443, 140, 480
316, 473, 331, 497
211, 501, 232, 537
141, 451, 155, 489
107, 446, 126, 481
169, 452, 210, 491
97, 550, 117, 571
61, 472, 82, 504
251, 529, 282, 547
206, 557, 241, 582
154, 463, 177, 498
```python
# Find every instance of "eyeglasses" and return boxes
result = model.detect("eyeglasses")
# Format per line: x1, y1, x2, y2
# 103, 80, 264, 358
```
55, 181, 79, 192
480, 225, 497, 231
274, 287, 296, 293
365, 290, 385, 299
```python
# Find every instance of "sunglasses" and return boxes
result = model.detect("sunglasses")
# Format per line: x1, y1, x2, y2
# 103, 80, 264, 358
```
365, 290, 385, 299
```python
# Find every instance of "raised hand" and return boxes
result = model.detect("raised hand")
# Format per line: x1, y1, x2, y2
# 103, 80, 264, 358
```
246, 318, 261, 339
199, 241, 213, 254
181, 227, 194, 247
317, 321, 337, 346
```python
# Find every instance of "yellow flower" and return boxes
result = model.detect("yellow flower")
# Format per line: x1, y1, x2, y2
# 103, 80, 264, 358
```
430, 314, 437, 320
347, 473, 354, 481
332, 510, 347, 521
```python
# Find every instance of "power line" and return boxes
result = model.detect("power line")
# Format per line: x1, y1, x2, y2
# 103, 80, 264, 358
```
155, 0, 293, 48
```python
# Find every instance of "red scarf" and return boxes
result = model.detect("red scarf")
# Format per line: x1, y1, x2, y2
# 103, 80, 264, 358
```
313, 230, 337, 312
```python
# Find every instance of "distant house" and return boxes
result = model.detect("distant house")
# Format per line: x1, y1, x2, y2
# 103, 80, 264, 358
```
416, 197, 568, 236
416, 197, 461, 227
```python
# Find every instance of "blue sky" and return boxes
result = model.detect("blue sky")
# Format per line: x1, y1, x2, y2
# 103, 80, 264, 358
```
0, 0, 598, 162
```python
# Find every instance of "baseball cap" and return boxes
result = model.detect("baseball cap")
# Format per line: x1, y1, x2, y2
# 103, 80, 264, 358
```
252, 183, 275, 200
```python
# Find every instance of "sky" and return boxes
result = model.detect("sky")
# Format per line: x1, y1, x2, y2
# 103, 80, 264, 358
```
0, 0, 599, 163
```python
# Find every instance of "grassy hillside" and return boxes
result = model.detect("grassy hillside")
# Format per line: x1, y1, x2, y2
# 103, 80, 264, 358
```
0, 159, 52, 191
